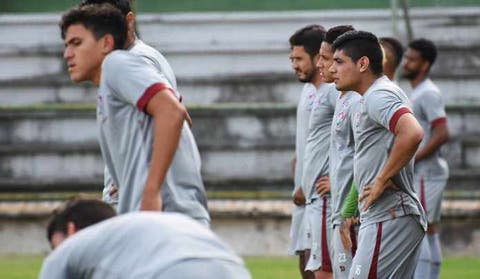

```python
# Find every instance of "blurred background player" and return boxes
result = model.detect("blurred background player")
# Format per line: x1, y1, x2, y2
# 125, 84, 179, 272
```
40, 198, 250, 279
317, 24, 358, 279
403, 38, 450, 279
61, 4, 209, 224
288, 24, 326, 279
329, 30, 426, 278
379, 37, 404, 81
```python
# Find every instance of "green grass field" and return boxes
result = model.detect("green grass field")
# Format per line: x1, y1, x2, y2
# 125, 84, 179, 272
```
2, 255, 480, 279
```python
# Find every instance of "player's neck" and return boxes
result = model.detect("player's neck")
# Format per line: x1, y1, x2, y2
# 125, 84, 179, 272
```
311, 75, 323, 89
356, 73, 380, 95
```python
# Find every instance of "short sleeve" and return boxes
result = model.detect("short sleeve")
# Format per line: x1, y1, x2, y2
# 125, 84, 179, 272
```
102, 51, 176, 112
366, 90, 412, 133
419, 91, 447, 128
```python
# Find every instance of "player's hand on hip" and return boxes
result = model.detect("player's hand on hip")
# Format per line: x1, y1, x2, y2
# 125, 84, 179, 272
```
359, 178, 388, 211
293, 187, 306, 206
315, 176, 330, 196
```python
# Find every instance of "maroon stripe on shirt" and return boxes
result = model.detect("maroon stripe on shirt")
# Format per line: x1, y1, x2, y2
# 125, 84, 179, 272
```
431, 117, 447, 128
368, 222, 383, 279
321, 196, 332, 272
350, 225, 357, 257
420, 175, 427, 212
389, 107, 412, 133
136, 83, 177, 112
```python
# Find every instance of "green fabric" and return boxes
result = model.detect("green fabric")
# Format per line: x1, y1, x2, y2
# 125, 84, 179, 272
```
341, 181, 358, 218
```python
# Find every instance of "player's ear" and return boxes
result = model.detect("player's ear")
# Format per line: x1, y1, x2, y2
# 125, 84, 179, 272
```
66, 221, 77, 236
358, 56, 370, 73
102, 34, 115, 54
126, 12, 135, 30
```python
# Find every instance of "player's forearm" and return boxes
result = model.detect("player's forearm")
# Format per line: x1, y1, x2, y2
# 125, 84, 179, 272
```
377, 115, 423, 185
415, 123, 449, 162
143, 93, 186, 198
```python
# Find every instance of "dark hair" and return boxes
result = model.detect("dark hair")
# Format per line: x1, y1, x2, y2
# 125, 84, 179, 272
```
47, 198, 116, 242
80, 0, 132, 15
325, 25, 355, 45
289, 25, 326, 58
380, 37, 404, 69
60, 3, 128, 50
332, 30, 383, 75
408, 38, 437, 67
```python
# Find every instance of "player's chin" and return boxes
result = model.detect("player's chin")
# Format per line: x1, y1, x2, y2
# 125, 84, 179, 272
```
69, 73, 86, 83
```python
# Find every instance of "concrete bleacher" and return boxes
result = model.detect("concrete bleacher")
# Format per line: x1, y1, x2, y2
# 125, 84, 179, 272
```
0, 7, 479, 255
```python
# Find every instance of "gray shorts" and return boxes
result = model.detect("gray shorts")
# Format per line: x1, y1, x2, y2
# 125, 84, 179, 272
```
331, 223, 358, 279
305, 196, 332, 272
289, 204, 310, 255
349, 215, 424, 279
414, 176, 447, 223
162, 259, 252, 279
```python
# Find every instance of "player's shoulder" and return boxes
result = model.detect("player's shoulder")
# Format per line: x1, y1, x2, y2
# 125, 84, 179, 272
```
416, 79, 442, 99
102, 50, 138, 72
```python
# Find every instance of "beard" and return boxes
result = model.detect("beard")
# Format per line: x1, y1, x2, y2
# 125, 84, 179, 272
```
402, 67, 420, 80
298, 68, 317, 83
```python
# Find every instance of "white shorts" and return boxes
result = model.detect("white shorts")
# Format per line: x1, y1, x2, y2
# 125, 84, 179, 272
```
305, 196, 332, 272
288, 204, 310, 255
414, 176, 447, 223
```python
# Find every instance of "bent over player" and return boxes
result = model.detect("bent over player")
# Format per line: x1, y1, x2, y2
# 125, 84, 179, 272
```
40, 198, 250, 279
329, 31, 427, 278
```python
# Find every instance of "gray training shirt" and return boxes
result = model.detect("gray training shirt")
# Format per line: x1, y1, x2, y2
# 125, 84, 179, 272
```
302, 83, 337, 202
39, 212, 250, 279
97, 50, 210, 223
409, 78, 449, 180
103, 39, 182, 205
329, 90, 361, 226
352, 76, 427, 229
294, 83, 317, 192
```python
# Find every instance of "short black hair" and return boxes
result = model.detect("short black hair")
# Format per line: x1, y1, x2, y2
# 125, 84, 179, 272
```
47, 198, 116, 242
325, 25, 355, 45
60, 3, 128, 50
289, 25, 326, 59
332, 30, 383, 75
380, 37, 404, 69
80, 0, 132, 15
408, 38, 437, 67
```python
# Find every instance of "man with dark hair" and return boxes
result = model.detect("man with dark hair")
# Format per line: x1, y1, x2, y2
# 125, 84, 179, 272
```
77, 1, 203, 224
403, 38, 449, 279
317, 24, 359, 279
380, 37, 404, 81
40, 199, 251, 279
288, 24, 326, 279
61, 4, 209, 225
329, 30, 427, 278
291, 25, 336, 279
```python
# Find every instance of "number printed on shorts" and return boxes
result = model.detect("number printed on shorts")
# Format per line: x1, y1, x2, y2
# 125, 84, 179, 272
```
355, 265, 362, 276
338, 253, 347, 263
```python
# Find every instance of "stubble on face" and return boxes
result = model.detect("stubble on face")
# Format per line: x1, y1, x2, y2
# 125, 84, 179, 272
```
401, 48, 423, 81
330, 49, 359, 92
289, 46, 317, 83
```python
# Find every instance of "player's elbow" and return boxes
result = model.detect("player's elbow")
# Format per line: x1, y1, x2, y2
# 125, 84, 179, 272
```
411, 126, 424, 146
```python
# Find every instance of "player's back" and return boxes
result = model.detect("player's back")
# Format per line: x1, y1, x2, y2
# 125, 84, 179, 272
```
39, 212, 250, 279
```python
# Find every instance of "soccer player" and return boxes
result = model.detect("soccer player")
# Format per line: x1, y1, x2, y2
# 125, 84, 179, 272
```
288, 24, 326, 279
40, 199, 251, 279
329, 30, 427, 278
77, 0, 197, 215
402, 38, 450, 279
60, 4, 210, 224
298, 26, 337, 279
317, 25, 358, 279
379, 37, 404, 81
